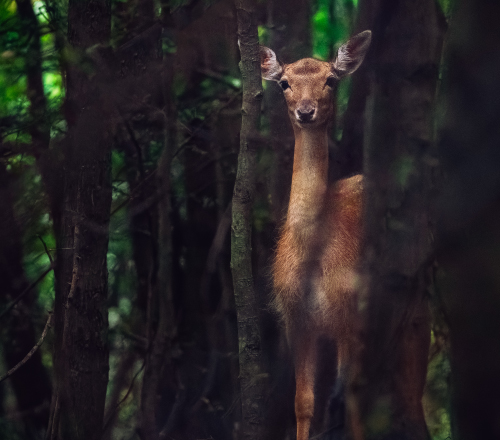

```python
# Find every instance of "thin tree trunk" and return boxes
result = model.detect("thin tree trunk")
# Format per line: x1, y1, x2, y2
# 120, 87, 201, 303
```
0, 162, 52, 436
437, 1, 500, 438
116, 0, 159, 324
231, 1, 266, 440
14, 0, 50, 154
49, 1, 112, 439
120, 128, 157, 324
102, 352, 137, 440
337, 0, 377, 178
350, 1, 445, 439
139, 39, 177, 440
1, 1, 54, 434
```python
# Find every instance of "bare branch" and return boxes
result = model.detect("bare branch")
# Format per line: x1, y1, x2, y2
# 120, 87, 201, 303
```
0, 312, 53, 384
38, 234, 54, 265
102, 361, 145, 435
0, 265, 54, 320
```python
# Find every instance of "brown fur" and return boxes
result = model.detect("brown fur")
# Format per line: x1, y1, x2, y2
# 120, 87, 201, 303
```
273, 174, 363, 357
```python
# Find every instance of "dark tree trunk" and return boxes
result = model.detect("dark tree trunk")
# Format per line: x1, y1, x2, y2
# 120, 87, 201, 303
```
337, 0, 377, 178
182, 129, 217, 347
231, 1, 267, 440
139, 30, 177, 440
0, 163, 52, 436
116, 0, 159, 324
209, 92, 241, 440
1, 2, 54, 434
265, 0, 311, 222
350, 1, 445, 439
15, 0, 63, 232
437, 1, 500, 438
48, 1, 112, 439
121, 132, 158, 324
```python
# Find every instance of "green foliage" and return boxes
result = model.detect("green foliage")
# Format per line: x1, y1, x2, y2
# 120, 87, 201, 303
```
258, 25, 269, 45
0, 0, 63, 142
11, 155, 55, 312
108, 151, 136, 313
312, 0, 356, 60
437, 0, 455, 18
312, 7, 332, 60
424, 331, 452, 440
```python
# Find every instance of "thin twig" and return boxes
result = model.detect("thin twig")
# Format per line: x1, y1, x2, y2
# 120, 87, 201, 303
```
196, 67, 241, 90
0, 312, 53, 384
45, 391, 60, 440
159, 367, 186, 439
110, 168, 158, 217
102, 361, 146, 435
172, 90, 242, 159
62, 223, 80, 346
4, 401, 50, 420
110, 92, 242, 218
37, 234, 54, 265
121, 329, 149, 349
0, 265, 54, 319
123, 118, 145, 177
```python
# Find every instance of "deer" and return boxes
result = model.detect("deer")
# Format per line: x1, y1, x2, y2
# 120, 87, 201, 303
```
260, 30, 372, 440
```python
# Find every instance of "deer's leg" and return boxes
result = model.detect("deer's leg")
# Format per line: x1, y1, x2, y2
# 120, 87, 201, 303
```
325, 314, 359, 439
334, 323, 362, 440
293, 332, 318, 440
326, 362, 347, 440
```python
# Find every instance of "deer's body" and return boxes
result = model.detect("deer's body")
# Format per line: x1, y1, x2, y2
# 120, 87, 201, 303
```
274, 173, 363, 336
261, 31, 371, 440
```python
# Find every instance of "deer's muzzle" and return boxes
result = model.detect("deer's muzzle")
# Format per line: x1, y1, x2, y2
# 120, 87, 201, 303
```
296, 100, 316, 123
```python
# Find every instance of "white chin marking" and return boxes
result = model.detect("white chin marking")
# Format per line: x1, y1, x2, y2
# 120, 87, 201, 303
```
296, 118, 315, 125
294, 111, 316, 124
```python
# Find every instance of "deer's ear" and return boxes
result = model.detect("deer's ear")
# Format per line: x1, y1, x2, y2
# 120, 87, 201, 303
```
332, 30, 372, 79
260, 46, 283, 81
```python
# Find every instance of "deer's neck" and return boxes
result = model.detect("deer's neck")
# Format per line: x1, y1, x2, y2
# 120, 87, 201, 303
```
287, 126, 329, 225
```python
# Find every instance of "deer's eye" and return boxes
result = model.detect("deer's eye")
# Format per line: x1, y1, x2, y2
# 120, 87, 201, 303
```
325, 77, 336, 88
279, 80, 290, 90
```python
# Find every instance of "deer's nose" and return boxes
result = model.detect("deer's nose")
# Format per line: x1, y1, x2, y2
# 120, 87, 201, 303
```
296, 101, 316, 122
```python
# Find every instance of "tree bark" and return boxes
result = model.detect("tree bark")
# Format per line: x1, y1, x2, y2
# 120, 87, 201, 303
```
437, 0, 500, 438
350, 1, 445, 439
231, 1, 267, 440
49, 1, 112, 439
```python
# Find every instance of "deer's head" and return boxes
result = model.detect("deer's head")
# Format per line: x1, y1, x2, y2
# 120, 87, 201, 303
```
261, 31, 372, 129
